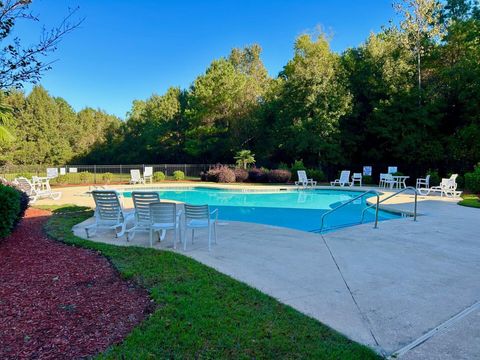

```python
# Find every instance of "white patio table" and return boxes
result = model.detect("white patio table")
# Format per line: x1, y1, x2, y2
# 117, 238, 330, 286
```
392, 175, 409, 189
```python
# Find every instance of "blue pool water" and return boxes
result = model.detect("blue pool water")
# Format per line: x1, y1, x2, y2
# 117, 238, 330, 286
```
122, 187, 400, 232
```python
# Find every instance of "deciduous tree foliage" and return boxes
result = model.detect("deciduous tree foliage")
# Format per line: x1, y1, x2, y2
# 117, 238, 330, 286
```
2, 0, 479, 179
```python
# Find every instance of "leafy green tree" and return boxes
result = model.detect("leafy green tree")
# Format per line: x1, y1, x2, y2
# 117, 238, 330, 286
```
272, 33, 352, 167
394, 0, 444, 94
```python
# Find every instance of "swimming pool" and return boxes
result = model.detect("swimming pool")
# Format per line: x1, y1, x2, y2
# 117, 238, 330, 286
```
122, 187, 400, 232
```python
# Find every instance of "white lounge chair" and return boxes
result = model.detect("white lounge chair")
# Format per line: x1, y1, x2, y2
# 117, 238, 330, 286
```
129, 169, 144, 184
379, 173, 396, 188
149, 202, 182, 248
331, 170, 351, 187
351, 173, 362, 186
126, 191, 160, 241
427, 174, 462, 198
14, 177, 61, 203
295, 170, 317, 188
144, 166, 153, 183
85, 190, 133, 238
183, 204, 218, 251
416, 175, 430, 195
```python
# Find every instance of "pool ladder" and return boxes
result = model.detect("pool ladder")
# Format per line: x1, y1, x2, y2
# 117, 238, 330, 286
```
316, 187, 418, 233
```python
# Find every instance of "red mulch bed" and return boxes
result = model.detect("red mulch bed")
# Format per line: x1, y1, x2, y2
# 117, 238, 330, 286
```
0, 208, 151, 359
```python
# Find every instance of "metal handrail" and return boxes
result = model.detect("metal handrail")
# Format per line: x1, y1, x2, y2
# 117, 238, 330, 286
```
360, 186, 418, 224
319, 190, 380, 232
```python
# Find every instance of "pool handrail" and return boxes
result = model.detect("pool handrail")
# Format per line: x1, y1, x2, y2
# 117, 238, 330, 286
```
360, 186, 418, 224
319, 190, 380, 233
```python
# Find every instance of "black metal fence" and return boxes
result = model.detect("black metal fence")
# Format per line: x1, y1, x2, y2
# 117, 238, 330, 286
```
0, 164, 224, 184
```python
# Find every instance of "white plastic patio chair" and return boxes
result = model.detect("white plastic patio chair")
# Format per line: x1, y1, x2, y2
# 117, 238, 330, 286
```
126, 191, 160, 241
183, 204, 218, 251
428, 174, 462, 198
14, 177, 61, 203
331, 170, 351, 187
149, 202, 182, 248
144, 166, 153, 183
85, 190, 133, 238
416, 175, 430, 195
295, 170, 317, 188
379, 173, 396, 188
129, 169, 144, 184
350, 173, 362, 186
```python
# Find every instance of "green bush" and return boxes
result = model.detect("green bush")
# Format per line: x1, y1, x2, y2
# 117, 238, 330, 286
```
465, 164, 480, 194
362, 175, 374, 184
427, 169, 441, 187
15, 172, 33, 179
307, 168, 326, 182
52, 174, 69, 185
153, 171, 166, 182
172, 170, 185, 181
0, 184, 23, 238
79, 171, 92, 183
101, 172, 113, 184
291, 160, 306, 180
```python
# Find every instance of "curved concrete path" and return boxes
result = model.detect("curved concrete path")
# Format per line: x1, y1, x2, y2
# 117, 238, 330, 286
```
49, 185, 479, 358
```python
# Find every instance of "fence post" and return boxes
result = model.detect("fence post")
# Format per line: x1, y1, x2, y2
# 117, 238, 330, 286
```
184, 164, 187, 176
94, 164, 97, 184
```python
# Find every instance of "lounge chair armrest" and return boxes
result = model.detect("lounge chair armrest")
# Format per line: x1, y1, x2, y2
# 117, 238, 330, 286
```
210, 208, 218, 221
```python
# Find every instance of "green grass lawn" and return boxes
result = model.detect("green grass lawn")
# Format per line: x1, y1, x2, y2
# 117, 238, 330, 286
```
43, 205, 381, 359
458, 194, 480, 208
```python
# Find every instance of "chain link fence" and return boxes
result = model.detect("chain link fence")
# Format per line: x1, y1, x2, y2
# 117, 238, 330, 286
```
0, 164, 224, 184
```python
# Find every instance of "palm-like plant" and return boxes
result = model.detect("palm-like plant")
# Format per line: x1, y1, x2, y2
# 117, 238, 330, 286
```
234, 149, 255, 169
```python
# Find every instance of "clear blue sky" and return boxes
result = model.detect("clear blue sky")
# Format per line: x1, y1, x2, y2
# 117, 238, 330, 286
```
15, 0, 396, 118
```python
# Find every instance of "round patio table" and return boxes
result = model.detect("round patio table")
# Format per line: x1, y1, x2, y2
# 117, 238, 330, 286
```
392, 175, 409, 189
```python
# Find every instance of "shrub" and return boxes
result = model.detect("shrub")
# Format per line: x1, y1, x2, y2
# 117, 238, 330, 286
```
200, 171, 208, 182
233, 168, 248, 182
248, 167, 268, 183
465, 164, 480, 194
363, 175, 374, 185
307, 168, 326, 182
172, 170, 185, 181
52, 174, 69, 185
268, 169, 292, 183
79, 171, 91, 183
291, 160, 306, 180
15, 172, 33, 179
206, 165, 236, 183
101, 172, 113, 184
153, 171, 166, 182
278, 162, 289, 170
427, 169, 441, 187
0, 183, 29, 239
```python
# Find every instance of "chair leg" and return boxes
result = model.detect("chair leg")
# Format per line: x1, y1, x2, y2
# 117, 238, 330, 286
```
184, 228, 187, 251
160, 229, 166, 241
126, 227, 136, 241
149, 229, 153, 247
191, 229, 195, 243
208, 225, 212, 251
214, 222, 217, 244
116, 222, 127, 238
174, 227, 177, 250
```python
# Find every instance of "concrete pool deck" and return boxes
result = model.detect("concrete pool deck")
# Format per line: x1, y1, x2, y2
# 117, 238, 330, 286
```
40, 184, 479, 358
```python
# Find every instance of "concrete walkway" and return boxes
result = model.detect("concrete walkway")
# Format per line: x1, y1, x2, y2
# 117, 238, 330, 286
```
58, 185, 479, 358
